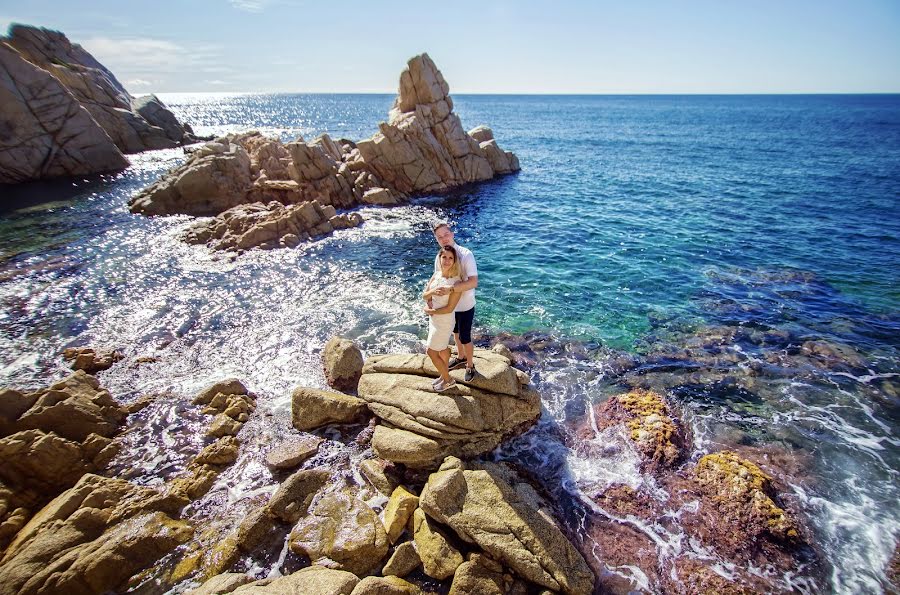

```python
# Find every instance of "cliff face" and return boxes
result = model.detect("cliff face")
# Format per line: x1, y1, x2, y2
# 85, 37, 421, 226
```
0, 25, 199, 185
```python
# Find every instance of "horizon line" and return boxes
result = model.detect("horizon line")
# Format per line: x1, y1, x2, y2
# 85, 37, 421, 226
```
150, 90, 900, 96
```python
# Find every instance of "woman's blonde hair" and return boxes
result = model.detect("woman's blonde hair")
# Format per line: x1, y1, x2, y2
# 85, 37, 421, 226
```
437, 245, 461, 278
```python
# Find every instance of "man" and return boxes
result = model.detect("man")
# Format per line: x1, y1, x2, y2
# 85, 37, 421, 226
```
431, 222, 478, 382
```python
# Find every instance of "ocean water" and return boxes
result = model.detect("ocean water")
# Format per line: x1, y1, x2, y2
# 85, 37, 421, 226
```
0, 93, 898, 594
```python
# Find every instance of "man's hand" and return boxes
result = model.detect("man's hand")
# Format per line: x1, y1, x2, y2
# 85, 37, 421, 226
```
424, 307, 436, 315
432, 286, 452, 296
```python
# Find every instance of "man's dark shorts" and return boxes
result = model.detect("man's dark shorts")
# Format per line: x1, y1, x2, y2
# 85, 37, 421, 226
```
453, 307, 475, 344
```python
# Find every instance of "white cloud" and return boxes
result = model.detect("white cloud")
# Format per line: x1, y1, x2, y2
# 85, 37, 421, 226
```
227, 0, 302, 12
229, 0, 268, 12
80, 36, 222, 75
205, 79, 230, 86
126, 78, 152, 87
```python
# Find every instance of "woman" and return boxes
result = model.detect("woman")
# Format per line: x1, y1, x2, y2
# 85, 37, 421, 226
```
423, 245, 463, 391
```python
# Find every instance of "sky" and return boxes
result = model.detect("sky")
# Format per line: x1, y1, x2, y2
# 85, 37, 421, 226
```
1, 0, 899, 94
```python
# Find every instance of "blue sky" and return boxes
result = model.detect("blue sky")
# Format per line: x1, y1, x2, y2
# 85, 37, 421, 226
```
1, 0, 899, 94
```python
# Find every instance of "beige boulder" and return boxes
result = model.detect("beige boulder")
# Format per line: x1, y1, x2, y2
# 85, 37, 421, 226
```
232, 565, 359, 594
357, 351, 540, 468
10, 370, 126, 442
291, 387, 368, 431
187, 572, 254, 595
265, 435, 323, 470
420, 458, 594, 595
265, 467, 330, 523
323, 336, 365, 391
413, 507, 463, 580
361, 187, 401, 206
289, 490, 389, 576
350, 576, 421, 595
0, 473, 191, 595
449, 554, 507, 595
193, 378, 250, 406
382, 540, 421, 577
382, 485, 419, 543
62, 346, 124, 373
359, 458, 400, 496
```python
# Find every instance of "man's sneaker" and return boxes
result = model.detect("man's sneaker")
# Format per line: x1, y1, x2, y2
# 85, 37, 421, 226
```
464, 366, 476, 382
447, 357, 466, 370
432, 377, 442, 388
436, 378, 457, 392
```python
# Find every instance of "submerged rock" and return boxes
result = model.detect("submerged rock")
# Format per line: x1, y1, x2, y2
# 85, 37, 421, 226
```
62, 346, 123, 373
588, 388, 686, 473
693, 450, 800, 550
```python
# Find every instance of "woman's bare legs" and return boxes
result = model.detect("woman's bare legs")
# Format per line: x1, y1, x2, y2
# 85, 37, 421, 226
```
427, 348, 452, 383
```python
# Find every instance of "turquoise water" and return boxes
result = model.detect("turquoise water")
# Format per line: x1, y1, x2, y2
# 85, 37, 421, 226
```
0, 93, 898, 593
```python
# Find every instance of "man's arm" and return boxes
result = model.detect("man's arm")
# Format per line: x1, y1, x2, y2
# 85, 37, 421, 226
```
452, 275, 478, 293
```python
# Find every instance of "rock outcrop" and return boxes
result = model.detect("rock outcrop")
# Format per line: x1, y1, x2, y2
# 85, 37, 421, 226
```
323, 336, 365, 392
0, 41, 128, 184
588, 388, 685, 473
129, 53, 518, 251
185, 200, 363, 252
0, 25, 199, 185
62, 346, 123, 373
0, 473, 192, 595
420, 457, 595, 595
356, 349, 540, 468
0, 371, 126, 540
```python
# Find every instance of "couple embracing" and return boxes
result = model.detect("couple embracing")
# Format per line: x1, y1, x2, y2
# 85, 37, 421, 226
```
422, 222, 477, 392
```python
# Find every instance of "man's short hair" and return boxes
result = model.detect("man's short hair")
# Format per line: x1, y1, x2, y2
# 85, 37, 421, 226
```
432, 221, 450, 233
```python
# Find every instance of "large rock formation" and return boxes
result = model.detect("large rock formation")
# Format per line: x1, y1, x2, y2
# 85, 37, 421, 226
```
0, 474, 192, 595
129, 53, 519, 251
0, 24, 199, 185
420, 457, 595, 595
0, 41, 128, 184
0, 370, 126, 543
355, 349, 540, 468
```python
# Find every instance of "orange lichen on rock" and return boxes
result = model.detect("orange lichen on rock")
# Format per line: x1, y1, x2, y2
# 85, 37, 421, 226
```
695, 451, 799, 543
614, 389, 684, 471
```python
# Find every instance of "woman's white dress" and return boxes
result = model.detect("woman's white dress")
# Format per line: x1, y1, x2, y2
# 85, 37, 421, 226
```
426, 274, 460, 350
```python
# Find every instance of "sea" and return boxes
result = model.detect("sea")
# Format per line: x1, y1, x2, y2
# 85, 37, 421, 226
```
0, 93, 898, 594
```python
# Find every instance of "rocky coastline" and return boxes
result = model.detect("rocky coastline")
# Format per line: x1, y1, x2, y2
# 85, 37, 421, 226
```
128, 53, 519, 252
1, 301, 881, 594
0, 25, 200, 185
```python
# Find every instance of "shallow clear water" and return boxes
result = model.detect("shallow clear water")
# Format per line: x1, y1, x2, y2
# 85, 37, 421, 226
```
0, 93, 898, 594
